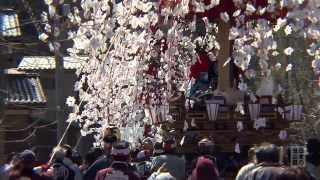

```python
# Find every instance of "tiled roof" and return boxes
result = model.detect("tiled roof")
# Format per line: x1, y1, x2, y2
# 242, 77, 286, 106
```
18, 56, 86, 70
0, 10, 21, 37
5, 73, 46, 105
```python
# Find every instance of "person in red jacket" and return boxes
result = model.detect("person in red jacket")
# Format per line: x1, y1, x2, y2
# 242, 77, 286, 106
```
188, 48, 218, 98
95, 141, 140, 180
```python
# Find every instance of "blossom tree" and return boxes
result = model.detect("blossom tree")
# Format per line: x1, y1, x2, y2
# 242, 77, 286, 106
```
64, 0, 320, 143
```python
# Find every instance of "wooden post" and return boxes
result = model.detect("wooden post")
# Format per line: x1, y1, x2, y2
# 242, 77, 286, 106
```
0, 69, 5, 163
51, 0, 66, 143
216, 19, 231, 91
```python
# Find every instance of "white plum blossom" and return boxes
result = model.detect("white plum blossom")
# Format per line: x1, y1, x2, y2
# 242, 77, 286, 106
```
284, 25, 293, 35
284, 47, 294, 56
66, 96, 76, 107
286, 64, 293, 71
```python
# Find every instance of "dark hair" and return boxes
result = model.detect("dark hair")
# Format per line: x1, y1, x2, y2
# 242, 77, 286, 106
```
72, 151, 83, 166
62, 144, 73, 159
255, 143, 279, 164
277, 167, 311, 180
103, 135, 117, 143
85, 148, 104, 166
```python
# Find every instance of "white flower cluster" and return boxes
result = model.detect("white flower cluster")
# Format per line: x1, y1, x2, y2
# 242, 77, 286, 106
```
64, 0, 320, 141
65, 0, 218, 139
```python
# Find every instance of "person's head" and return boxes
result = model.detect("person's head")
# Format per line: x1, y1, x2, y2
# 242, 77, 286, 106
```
142, 137, 154, 151
255, 143, 280, 164
17, 150, 36, 169
153, 142, 164, 156
163, 139, 177, 154
276, 167, 310, 180
72, 151, 82, 166
191, 157, 219, 180
111, 141, 131, 162
102, 125, 121, 154
84, 147, 104, 167
198, 138, 214, 156
61, 144, 73, 160
51, 146, 66, 163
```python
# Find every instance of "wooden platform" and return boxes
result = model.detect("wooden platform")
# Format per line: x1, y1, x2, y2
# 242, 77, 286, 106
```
169, 101, 291, 153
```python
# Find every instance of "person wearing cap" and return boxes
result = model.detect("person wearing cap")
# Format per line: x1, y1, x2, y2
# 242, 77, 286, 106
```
8, 150, 48, 180
95, 141, 140, 180
150, 139, 185, 180
83, 125, 120, 180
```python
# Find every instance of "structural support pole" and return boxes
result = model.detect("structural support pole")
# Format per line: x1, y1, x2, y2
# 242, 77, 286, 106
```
216, 19, 231, 91
0, 69, 5, 163
51, 0, 66, 143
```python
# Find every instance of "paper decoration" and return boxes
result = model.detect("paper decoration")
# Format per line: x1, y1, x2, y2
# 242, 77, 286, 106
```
235, 102, 245, 115
180, 135, 186, 146
183, 120, 189, 132
235, 143, 241, 154
279, 130, 288, 140
120, 126, 144, 149
191, 118, 197, 127
237, 121, 244, 132
249, 104, 260, 120
254, 117, 266, 130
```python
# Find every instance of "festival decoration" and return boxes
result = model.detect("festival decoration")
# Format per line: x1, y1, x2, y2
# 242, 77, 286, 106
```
62, 0, 320, 143
205, 101, 219, 121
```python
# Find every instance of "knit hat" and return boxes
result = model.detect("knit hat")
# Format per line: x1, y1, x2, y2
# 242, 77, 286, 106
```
18, 150, 36, 164
111, 141, 130, 156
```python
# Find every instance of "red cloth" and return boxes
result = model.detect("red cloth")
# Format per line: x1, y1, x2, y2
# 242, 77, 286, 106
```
191, 157, 219, 180
189, 53, 210, 79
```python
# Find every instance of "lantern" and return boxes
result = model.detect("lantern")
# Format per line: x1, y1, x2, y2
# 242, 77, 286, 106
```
284, 105, 303, 121
205, 100, 219, 121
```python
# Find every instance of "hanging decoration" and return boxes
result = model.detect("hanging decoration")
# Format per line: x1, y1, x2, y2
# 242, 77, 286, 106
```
63, 0, 320, 142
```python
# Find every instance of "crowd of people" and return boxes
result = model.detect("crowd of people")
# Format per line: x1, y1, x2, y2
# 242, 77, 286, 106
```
1, 126, 319, 180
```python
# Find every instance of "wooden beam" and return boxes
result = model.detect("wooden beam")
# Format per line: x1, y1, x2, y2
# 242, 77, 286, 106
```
216, 20, 231, 91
